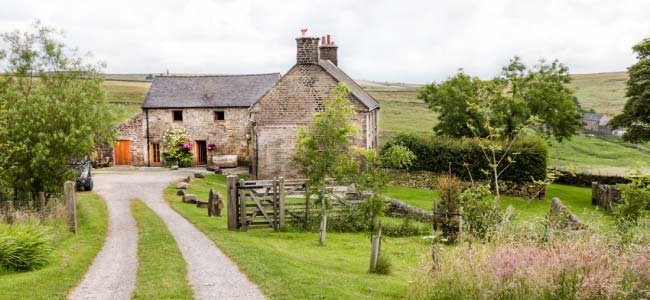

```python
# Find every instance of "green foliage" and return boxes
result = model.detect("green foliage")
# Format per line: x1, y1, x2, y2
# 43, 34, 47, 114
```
380, 143, 416, 170
419, 57, 580, 141
434, 175, 461, 243
418, 72, 488, 137
294, 83, 359, 196
460, 185, 505, 242
610, 37, 650, 143
161, 126, 193, 167
0, 22, 116, 195
615, 173, 650, 241
382, 133, 548, 183
0, 223, 52, 271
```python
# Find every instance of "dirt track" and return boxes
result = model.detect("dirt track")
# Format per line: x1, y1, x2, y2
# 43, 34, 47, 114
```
69, 169, 265, 300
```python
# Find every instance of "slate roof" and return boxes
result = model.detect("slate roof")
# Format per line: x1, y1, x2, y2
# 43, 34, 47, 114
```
142, 73, 281, 109
583, 112, 604, 122
318, 60, 380, 110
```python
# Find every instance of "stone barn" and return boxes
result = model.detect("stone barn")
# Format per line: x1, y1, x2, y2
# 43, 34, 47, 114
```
115, 31, 380, 179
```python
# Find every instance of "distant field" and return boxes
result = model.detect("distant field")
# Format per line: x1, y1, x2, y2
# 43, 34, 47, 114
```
569, 72, 627, 115
102, 73, 647, 174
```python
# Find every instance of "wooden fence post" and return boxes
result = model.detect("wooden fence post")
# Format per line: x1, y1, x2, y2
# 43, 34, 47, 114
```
278, 177, 285, 228
319, 196, 326, 245
226, 175, 238, 231
591, 182, 599, 206
39, 192, 46, 221
64, 181, 77, 234
239, 179, 247, 232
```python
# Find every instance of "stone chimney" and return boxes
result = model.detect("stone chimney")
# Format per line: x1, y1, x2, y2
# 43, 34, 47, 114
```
319, 34, 338, 66
296, 29, 320, 64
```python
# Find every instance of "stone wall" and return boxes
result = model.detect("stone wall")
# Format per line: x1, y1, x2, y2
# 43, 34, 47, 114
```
116, 108, 251, 166
385, 170, 546, 200
591, 182, 623, 212
250, 63, 377, 179
553, 168, 630, 187
115, 113, 146, 165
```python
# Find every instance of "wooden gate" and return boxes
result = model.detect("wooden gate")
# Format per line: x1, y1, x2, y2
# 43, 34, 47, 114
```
114, 140, 131, 165
226, 175, 361, 231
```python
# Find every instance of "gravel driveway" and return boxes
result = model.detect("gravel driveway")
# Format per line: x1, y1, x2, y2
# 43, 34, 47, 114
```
69, 169, 265, 300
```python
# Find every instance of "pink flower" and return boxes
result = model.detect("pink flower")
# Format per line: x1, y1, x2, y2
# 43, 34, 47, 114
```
207, 143, 216, 151
183, 142, 192, 150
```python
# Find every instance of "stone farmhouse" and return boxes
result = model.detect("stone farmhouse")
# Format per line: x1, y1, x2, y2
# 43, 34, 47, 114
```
115, 32, 380, 179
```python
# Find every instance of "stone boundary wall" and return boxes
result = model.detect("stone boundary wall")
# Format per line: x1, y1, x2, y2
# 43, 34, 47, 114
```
386, 170, 546, 200
552, 169, 630, 187
591, 182, 622, 212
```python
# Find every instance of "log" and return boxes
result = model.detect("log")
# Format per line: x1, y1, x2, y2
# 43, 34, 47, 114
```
196, 200, 209, 208
385, 196, 434, 222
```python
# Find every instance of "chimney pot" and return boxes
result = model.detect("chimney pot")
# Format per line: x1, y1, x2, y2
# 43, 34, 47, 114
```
322, 36, 326, 45
318, 35, 338, 66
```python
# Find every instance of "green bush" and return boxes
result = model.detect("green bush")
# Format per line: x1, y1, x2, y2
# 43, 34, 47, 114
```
0, 224, 52, 271
381, 133, 548, 183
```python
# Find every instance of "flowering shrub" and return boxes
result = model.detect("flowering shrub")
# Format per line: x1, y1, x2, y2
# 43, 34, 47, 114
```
162, 126, 193, 167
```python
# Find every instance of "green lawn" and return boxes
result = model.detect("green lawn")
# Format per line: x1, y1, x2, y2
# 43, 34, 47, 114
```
383, 184, 612, 226
164, 174, 430, 300
131, 200, 193, 300
0, 193, 108, 300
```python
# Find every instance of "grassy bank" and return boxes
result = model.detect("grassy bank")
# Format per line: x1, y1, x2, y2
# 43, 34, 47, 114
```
130, 200, 193, 300
0, 193, 108, 300
382, 184, 611, 225
164, 174, 430, 300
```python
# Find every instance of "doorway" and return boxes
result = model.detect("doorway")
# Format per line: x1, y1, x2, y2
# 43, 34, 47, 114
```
196, 140, 207, 165
114, 140, 131, 165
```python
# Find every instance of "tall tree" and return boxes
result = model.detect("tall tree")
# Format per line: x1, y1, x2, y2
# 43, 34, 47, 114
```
293, 83, 359, 245
610, 38, 650, 143
419, 57, 581, 141
0, 22, 116, 198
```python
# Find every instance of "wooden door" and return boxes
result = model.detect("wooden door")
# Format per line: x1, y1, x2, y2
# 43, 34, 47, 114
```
196, 141, 207, 165
114, 140, 131, 165
150, 143, 161, 166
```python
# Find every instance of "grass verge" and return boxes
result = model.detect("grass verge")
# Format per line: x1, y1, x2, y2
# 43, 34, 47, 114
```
0, 192, 108, 300
130, 200, 193, 300
164, 174, 430, 300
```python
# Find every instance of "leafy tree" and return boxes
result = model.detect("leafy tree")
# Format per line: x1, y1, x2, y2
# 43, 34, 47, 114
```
419, 57, 581, 141
0, 22, 116, 201
294, 83, 359, 244
418, 71, 488, 137
610, 38, 650, 143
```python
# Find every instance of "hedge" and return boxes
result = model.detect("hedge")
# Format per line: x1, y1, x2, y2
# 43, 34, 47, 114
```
381, 133, 548, 183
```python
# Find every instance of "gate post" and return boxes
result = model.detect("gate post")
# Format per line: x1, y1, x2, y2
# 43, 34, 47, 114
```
238, 179, 248, 231
226, 175, 238, 231
278, 177, 285, 228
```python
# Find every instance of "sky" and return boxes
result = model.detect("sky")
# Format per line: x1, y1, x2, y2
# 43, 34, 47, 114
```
0, 0, 648, 83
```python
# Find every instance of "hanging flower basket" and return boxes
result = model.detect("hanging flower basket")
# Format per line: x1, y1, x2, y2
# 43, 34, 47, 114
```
207, 143, 216, 151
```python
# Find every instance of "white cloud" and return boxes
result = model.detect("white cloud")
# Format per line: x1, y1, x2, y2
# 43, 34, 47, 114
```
0, 0, 648, 83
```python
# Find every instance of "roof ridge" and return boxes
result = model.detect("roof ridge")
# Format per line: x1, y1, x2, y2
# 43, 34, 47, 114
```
157, 73, 280, 78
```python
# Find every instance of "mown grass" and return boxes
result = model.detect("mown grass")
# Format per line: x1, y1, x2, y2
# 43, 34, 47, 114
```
130, 200, 193, 300
383, 184, 612, 226
0, 193, 108, 300
164, 174, 431, 300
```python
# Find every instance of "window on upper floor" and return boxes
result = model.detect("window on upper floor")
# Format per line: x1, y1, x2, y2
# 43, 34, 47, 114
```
214, 110, 225, 121
172, 110, 183, 122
